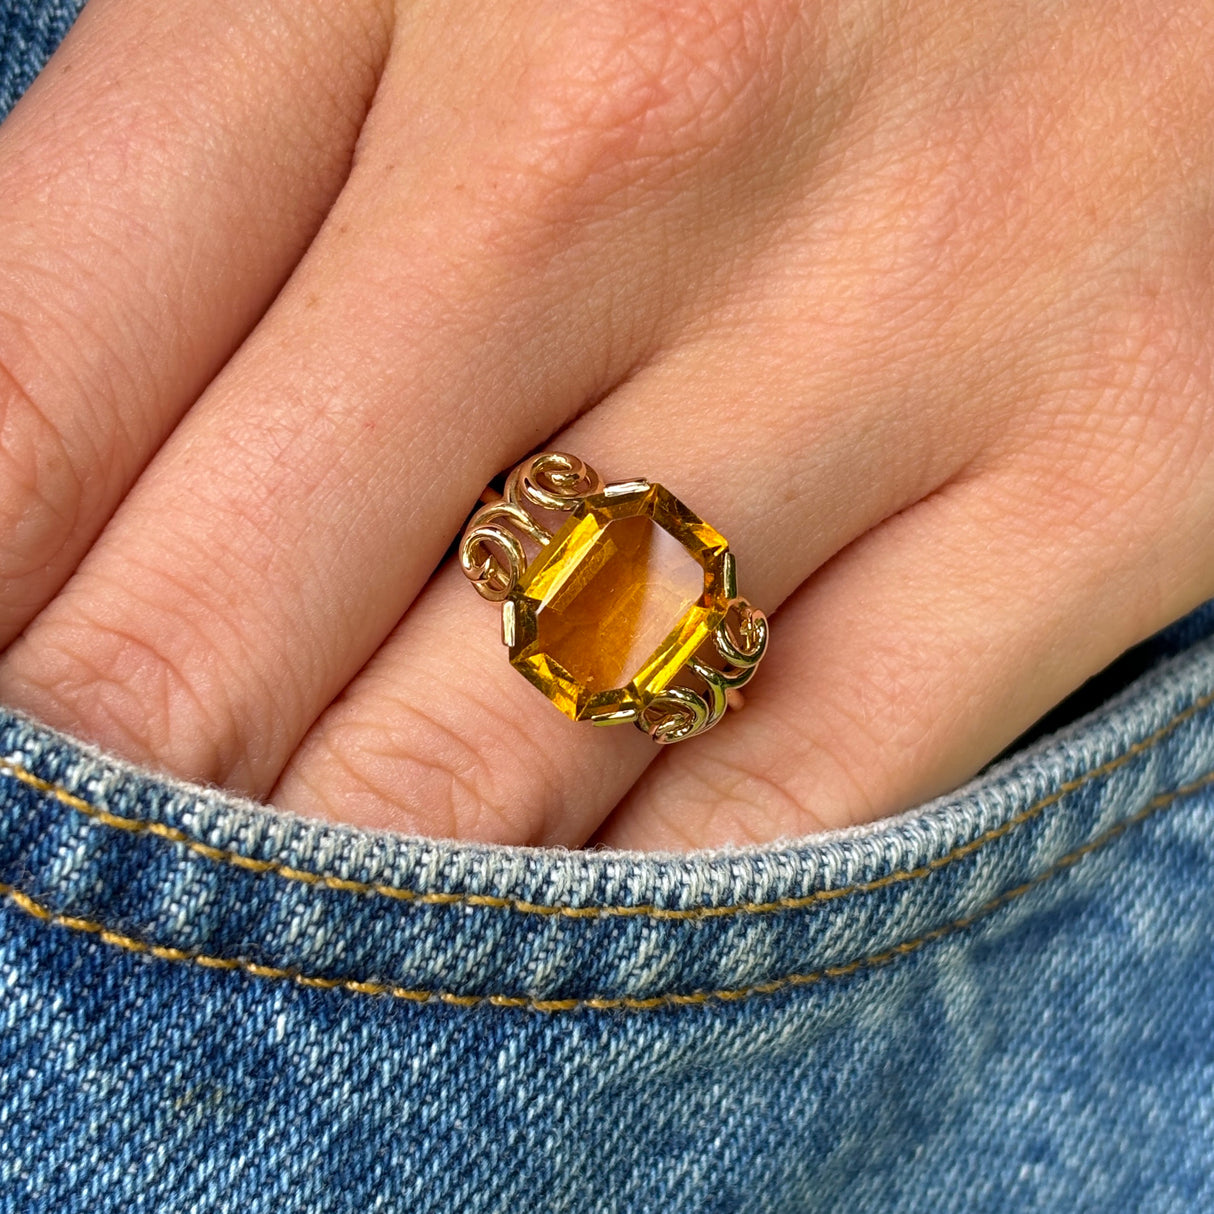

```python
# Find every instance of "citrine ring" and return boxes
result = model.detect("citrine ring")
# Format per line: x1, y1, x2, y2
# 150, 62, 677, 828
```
459, 451, 769, 743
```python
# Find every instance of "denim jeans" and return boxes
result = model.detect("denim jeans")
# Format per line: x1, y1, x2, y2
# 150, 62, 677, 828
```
4, 4, 1214, 1210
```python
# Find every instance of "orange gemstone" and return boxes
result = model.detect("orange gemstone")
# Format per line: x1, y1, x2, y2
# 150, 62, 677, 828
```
508, 483, 730, 721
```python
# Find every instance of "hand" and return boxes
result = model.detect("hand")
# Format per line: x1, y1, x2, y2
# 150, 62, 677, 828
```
0, 0, 1210, 849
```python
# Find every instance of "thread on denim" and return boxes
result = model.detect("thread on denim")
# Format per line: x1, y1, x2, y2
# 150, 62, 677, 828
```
2, 769, 1211, 1012
2, 687, 1212, 920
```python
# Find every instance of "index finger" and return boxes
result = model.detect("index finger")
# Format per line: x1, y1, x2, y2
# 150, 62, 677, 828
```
0, 0, 391, 643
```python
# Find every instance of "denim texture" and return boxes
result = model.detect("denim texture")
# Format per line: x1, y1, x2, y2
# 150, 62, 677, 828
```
4, 5, 1214, 1210
3, 611, 1214, 1213
0, 0, 79, 116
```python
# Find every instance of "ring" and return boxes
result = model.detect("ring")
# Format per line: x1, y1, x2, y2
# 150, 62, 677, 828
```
459, 452, 769, 743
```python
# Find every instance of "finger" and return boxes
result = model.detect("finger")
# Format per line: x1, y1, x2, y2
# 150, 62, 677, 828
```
265, 314, 981, 846
596, 426, 1214, 849
0, 0, 390, 642
247, 0, 1209, 846
0, 0, 826, 797
269, 200, 1214, 851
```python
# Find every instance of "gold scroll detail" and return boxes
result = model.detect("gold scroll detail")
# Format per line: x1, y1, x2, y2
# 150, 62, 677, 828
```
637, 599, 769, 743
460, 452, 604, 602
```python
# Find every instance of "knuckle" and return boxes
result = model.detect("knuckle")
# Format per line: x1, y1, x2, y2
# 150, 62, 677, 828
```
286, 684, 547, 844
0, 578, 240, 784
1036, 272, 1214, 526
660, 734, 846, 844
0, 344, 87, 630
495, 0, 800, 214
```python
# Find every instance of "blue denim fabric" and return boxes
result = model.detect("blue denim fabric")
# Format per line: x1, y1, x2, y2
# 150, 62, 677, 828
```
5, 6, 1214, 1210
3, 612, 1214, 1214
0, 0, 79, 117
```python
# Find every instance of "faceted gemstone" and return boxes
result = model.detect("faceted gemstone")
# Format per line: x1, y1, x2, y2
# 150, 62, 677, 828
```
508, 483, 730, 721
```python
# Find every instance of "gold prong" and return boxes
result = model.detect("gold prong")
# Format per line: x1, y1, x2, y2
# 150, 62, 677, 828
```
588, 706, 638, 726
722, 551, 738, 600
602, 479, 650, 498
501, 600, 517, 648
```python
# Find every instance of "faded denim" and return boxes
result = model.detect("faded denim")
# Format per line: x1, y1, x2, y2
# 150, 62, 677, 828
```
0, 0, 78, 116
5, 610, 1214, 1213
4, 5, 1214, 1210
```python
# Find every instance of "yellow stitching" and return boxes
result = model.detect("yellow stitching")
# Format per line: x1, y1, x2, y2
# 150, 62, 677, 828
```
2, 770, 1211, 1013
2, 686, 1213, 921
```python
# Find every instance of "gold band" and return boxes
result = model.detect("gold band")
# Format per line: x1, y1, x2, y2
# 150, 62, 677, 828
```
460, 452, 768, 744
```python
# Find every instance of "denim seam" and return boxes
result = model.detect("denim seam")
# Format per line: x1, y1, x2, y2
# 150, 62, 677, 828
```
2, 768, 1211, 1013
2, 685, 1212, 919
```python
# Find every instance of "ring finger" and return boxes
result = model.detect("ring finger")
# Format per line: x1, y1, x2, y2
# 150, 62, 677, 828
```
266, 308, 981, 846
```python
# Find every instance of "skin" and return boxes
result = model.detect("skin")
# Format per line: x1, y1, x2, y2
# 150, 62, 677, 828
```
0, 0, 1210, 850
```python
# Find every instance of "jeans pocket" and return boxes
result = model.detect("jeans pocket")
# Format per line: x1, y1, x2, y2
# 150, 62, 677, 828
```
2, 617, 1214, 1211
